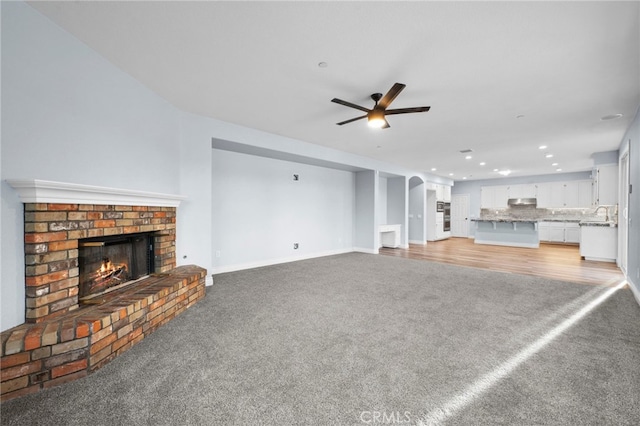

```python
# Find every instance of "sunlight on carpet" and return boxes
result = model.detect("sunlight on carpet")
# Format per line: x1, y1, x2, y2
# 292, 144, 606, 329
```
419, 279, 628, 426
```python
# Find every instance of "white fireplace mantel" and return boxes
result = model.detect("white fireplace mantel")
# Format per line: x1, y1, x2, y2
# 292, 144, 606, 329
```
6, 179, 187, 207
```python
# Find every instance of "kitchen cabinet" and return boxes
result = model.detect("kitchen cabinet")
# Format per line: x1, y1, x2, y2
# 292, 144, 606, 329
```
539, 221, 580, 244
547, 223, 566, 242
435, 184, 443, 201
484, 179, 591, 209
593, 164, 618, 206
480, 185, 509, 208
536, 180, 592, 208
443, 185, 451, 202
536, 183, 551, 208
564, 222, 581, 243
508, 184, 536, 199
580, 225, 617, 262
539, 223, 550, 241
564, 180, 592, 208
434, 184, 452, 202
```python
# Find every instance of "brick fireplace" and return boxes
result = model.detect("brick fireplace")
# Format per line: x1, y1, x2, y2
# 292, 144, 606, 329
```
1, 180, 207, 401
23, 202, 178, 322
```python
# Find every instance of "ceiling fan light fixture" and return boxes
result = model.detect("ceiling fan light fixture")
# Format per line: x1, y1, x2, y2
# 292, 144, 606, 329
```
332, 83, 429, 129
367, 110, 386, 128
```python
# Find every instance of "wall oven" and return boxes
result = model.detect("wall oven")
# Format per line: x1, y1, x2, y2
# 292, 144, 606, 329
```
436, 201, 444, 212
443, 202, 451, 232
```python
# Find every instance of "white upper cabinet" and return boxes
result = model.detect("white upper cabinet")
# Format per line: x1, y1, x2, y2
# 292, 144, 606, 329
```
494, 186, 509, 207
537, 180, 592, 208
434, 184, 452, 202
435, 184, 443, 201
545, 182, 565, 208
443, 185, 451, 202
508, 184, 536, 199
564, 180, 593, 208
594, 164, 618, 206
536, 183, 551, 208
480, 185, 509, 208
492, 180, 592, 209
578, 180, 596, 208
480, 186, 492, 208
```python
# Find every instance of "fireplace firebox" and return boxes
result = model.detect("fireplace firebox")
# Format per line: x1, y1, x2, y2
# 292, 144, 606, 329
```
78, 233, 155, 301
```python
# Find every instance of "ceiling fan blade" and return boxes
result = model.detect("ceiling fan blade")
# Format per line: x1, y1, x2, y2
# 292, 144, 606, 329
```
378, 83, 406, 109
384, 106, 431, 115
331, 98, 371, 113
336, 115, 367, 126
382, 118, 390, 129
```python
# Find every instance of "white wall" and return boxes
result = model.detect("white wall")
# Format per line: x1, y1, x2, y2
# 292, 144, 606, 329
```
619, 108, 640, 303
408, 178, 425, 243
176, 112, 215, 283
210, 149, 354, 272
387, 177, 408, 247
378, 177, 388, 225
1, 2, 182, 330
355, 171, 378, 253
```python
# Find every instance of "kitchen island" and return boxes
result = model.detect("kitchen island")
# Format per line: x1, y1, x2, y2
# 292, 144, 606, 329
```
579, 221, 618, 262
472, 219, 539, 248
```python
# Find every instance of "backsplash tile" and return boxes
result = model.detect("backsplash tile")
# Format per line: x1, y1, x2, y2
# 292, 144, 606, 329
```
480, 206, 617, 223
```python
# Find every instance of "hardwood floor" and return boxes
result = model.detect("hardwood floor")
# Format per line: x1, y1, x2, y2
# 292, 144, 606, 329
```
379, 238, 625, 287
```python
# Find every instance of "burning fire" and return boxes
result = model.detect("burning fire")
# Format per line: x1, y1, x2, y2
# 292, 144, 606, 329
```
96, 257, 127, 283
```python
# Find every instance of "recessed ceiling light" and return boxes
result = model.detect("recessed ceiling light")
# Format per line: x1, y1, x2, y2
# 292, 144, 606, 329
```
465, 155, 472, 160
431, 168, 437, 171
493, 168, 499, 172
551, 162, 558, 166
449, 173, 454, 176
462, 177, 467, 180
479, 162, 486, 166
601, 113, 623, 121
539, 145, 547, 150
498, 170, 512, 176
556, 168, 563, 172
545, 154, 554, 158
318, 62, 328, 68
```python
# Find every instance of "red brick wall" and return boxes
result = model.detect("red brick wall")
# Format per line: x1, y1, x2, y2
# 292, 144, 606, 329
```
23, 203, 177, 322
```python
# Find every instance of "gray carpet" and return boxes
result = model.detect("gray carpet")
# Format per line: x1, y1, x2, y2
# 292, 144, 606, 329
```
2, 253, 639, 425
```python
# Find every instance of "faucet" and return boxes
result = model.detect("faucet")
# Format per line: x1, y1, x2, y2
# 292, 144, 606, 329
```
594, 205, 609, 221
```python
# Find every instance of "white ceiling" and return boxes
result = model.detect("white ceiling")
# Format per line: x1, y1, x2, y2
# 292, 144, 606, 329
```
29, 1, 639, 181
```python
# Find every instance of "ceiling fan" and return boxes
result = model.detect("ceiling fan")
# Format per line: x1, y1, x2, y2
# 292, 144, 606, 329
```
331, 83, 430, 129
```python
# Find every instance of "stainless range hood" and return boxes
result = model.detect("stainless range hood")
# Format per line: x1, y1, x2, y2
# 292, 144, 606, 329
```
508, 198, 537, 206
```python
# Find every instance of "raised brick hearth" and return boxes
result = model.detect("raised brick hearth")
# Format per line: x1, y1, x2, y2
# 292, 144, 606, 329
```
1, 265, 206, 400
1, 182, 206, 401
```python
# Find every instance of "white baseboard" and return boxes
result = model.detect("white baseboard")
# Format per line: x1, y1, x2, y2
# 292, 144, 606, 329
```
211, 248, 355, 275
206, 275, 214, 286
474, 240, 539, 249
628, 276, 640, 307
353, 247, 378, 255
408, 240, 426, 245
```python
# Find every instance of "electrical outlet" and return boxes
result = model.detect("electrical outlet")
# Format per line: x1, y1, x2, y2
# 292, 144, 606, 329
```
293, 243, 299, 249
215, 250, 221, 258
